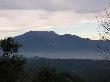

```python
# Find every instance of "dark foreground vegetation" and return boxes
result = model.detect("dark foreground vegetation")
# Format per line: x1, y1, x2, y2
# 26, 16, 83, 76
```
0, 37, 110, 82
26, 57, 110, 82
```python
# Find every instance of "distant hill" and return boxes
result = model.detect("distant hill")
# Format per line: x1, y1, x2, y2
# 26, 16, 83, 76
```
26, 57, 110, 82
14, 31, 102, 59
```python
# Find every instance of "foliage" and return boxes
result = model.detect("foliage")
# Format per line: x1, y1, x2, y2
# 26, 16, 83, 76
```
33, 65, 57, 82
0, 37, 26, 82
33, 65, 85, 82
0, 37, 22, 56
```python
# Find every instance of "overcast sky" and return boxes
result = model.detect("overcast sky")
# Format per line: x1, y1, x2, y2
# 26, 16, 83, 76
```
0, 0, 109, 39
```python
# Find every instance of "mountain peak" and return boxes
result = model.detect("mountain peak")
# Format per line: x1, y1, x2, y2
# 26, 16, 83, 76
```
28, 31, 57, 35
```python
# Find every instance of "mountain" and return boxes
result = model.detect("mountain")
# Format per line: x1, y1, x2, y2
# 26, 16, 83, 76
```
14, 31, 101, 59
26, 57, 110, 82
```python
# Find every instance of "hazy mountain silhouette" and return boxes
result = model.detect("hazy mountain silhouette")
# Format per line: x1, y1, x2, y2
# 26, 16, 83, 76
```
14, 31, 101, 59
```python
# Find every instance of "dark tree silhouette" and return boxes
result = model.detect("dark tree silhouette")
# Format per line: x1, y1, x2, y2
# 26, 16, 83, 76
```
0, 37, 26, 82
33, 65, 57, 82
95, 5, 110, 60
33, 65, 85, 82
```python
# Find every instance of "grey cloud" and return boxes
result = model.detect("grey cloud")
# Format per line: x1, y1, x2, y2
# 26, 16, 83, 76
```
0, 0, 109, 13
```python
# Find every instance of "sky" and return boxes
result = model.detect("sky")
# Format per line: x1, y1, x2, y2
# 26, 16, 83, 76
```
0, 0, 109, 39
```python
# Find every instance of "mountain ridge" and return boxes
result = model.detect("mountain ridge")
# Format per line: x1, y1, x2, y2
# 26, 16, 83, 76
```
14, 31, 102, 59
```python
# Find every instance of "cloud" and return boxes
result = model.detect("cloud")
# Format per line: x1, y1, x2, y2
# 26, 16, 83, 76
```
0, 10, 96, 32
0, 0, 109, 13
0, 0, 109, 39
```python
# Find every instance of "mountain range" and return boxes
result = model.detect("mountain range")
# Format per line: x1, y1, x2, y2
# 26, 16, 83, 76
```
14, 31, 102, 59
